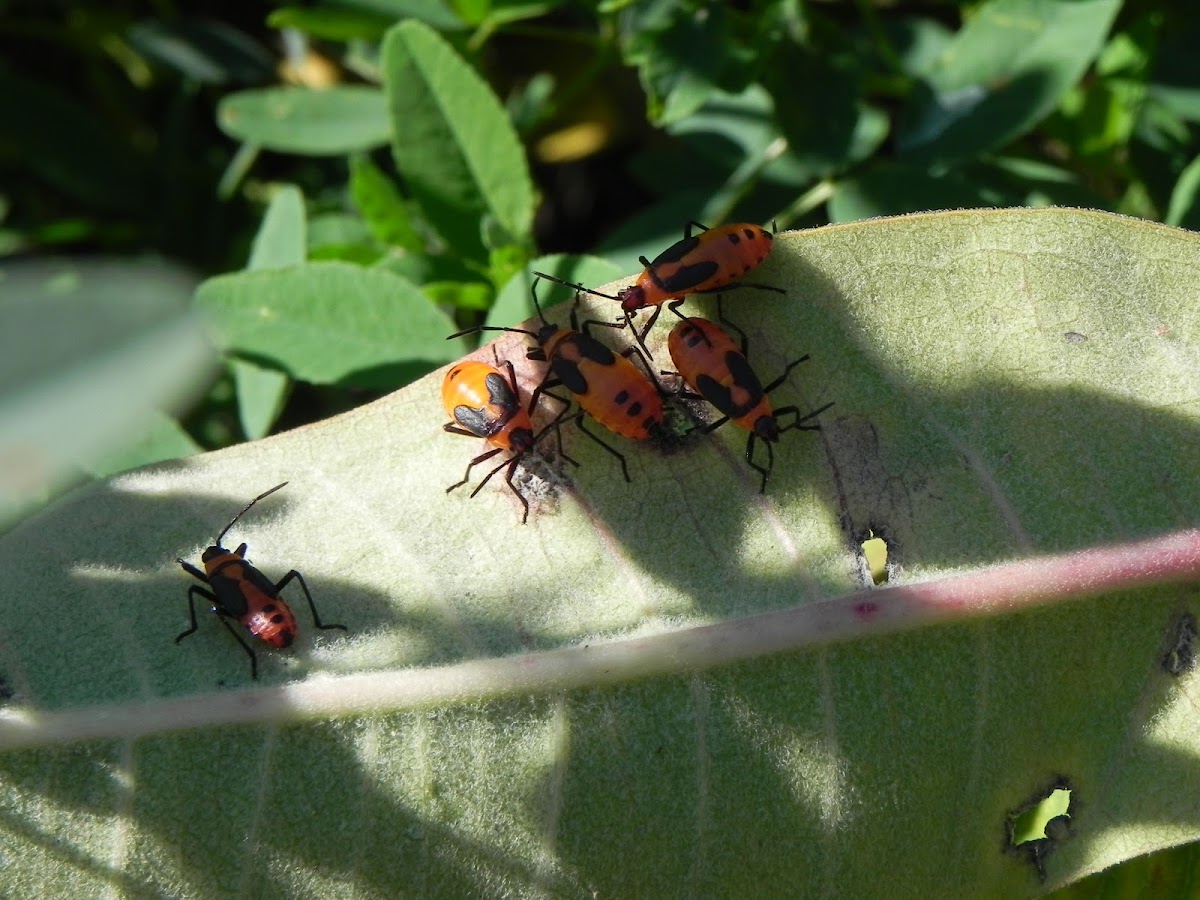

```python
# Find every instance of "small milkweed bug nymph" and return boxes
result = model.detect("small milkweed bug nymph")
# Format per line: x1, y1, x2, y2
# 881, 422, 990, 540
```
448, 279, 668, 483
667, 313, 833, 493
533, 221, 784, 347
176, 482, 346, 679
442, 356, 577, 523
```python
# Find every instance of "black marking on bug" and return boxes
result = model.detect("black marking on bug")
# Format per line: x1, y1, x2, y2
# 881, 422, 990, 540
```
577, 334, 617, 366
484, 372, 518, 410
552, 357, 589, 395
657, 260, 721, 294
651, 235, 701, 266
454, 405, 494, 437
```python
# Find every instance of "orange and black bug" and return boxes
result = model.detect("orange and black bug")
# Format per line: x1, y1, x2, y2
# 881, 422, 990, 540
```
442, 358, 576, 523
534, 221, 784, 345
667, 314, 833, 493
176, 482, 346, 678
448, 279, 667, 482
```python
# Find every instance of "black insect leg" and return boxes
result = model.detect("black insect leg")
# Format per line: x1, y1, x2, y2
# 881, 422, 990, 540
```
745, 433, 774, 494
774, 402, 836, 434
761, 356, 812, 394
575, 418, 631, 483
275, 570, 347, 632
445, 442, 504, 494
175, 581, 213, 643
177, 583, 259, 680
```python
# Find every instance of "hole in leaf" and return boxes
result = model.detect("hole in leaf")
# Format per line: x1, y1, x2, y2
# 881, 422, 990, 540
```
1161, 611, 1197, 677
1010, 788, 1071, 845
1006, 777, 1073, 881
858, 529, 889, 585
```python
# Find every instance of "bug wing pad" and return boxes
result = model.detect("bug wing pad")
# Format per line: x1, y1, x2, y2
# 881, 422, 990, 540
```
483, 371, 518, 413
650, 234, 701, 266
695, 367, 763, 420
453, 404, 496, 438
655, 259, 721, 295
552, 333, 616, 395
206, 562, 255, 618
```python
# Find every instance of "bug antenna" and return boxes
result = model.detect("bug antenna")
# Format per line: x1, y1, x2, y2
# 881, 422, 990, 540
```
529, 277, 551, 326
530, 270, 618, 302
447, 325, 538, 341
216, 482, 289, 547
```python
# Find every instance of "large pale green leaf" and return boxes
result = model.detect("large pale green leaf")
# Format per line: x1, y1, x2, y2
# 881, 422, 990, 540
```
3, 210, 1200, 896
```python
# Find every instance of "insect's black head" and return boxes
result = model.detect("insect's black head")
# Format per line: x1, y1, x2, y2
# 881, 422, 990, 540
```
200, 544, 225, 563
755, 415, 780, 443
509, 427, 536, 456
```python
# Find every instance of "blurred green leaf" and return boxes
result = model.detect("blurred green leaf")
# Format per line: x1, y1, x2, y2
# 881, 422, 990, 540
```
267, 6, 396, 41
979, 157, 1102, 209
625, 3, 735, 125
87, 411, 202, 478
382, 20, 534, 257
0, 258, 214, 528
765, 45, 875, 177
218, 87, 391, 155
886, 16, 955, 79
423, 280, 492, 312
900, 0, 1122, 164
829, 163, 1001, 223
127, 19, 274, 84
307, 213, 375, 252
1145, 13, 1200, 123
194, 262, 466, 386
1166, 153, 1200, 230
349, 156, 423, 252
487, 254, 622, 328
248, 185, 307, 270
238, 186, 306, 438
339, 0, 465, 30
666, 85, 779, 172
231, 359, 292, 440
452, 0, 491, 25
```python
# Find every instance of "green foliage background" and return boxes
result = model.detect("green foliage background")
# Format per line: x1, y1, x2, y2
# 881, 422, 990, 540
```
6, 0, 1200, 482
3, 0, 1200, 894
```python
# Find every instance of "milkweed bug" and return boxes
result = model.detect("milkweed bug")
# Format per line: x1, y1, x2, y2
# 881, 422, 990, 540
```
448, 279, 667, 482
176, 482, 346, 679
534, 221, 784, 345
667, 314, 833, 493
442, 357, 577, 523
